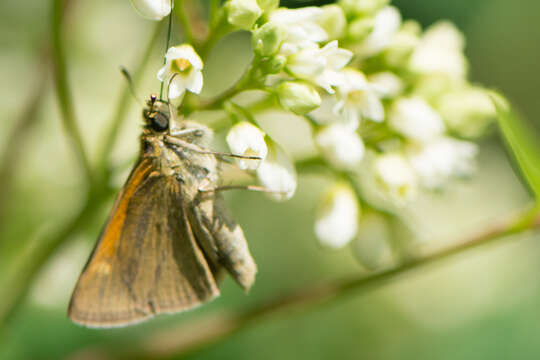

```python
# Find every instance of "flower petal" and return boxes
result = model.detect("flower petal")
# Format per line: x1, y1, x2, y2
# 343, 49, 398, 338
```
186, 70, 203, 94
130, 0, 171, 20
166, 45, 203, 70
168, 75, 187, 99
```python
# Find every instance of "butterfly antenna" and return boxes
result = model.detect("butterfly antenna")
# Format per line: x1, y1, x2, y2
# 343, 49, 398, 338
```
159, 0, 174, 101
167, 73, 181, 124
120, 67, 143, 106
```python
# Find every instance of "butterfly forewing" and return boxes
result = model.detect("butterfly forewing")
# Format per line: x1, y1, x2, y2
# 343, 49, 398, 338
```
68, 159, 219, 328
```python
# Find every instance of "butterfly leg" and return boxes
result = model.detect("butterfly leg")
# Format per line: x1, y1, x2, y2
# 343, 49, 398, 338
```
164, 135, 263, 161
198, 185, 285, 195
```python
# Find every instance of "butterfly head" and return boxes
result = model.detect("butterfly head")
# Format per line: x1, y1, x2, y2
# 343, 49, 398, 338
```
143, 94, 170, 132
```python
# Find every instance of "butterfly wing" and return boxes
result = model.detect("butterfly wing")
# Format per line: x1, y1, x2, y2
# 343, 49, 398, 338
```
68, 158, 219, 328
189, 193, 257, 292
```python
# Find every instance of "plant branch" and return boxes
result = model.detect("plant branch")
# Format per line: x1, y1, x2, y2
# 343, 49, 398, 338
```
0, 49, 49, 224
0, 190, 112, 331
209, 0, 221, 29
51, 0, 92, 182
174, 0, 194, 44
72, 206, 540, 360
185, 57, 264, 114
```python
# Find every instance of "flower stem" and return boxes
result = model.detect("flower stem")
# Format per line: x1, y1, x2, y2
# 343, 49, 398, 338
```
159, 0, 174, 100
51, 0, 92, 182
174, 0, 194, 45
189, 56, 265, 114
209, 0, 221, 29
0, 52, 49, 224
0, 186, 114, 330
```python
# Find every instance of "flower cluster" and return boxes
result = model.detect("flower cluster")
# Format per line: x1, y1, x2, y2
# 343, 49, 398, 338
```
130, 0, 496, 269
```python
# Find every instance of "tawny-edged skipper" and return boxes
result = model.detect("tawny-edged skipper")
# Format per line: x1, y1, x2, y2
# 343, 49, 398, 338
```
68, 95, 257, 328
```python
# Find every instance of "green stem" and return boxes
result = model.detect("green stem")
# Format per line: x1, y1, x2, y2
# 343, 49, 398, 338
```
0, 57, 48, 224
188, 56, 265, 114
203, 93, 277, 131
198, 16, 233, 60
96, 22, 161, 179
209, 0, 221, 29
51, 0, 92, 182
175, 0, 194, 44
89, 207, 540, 360
0, 187, 114, 329
160, 1, 174, 100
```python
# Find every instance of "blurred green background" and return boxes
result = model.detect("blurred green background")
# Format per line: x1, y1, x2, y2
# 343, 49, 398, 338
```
1, 0, 540, 359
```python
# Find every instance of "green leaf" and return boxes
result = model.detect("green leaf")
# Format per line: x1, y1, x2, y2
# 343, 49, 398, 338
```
490, 91, 540, 199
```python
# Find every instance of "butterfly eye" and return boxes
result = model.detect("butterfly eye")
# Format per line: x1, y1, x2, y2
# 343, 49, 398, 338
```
150, 112, 169, 132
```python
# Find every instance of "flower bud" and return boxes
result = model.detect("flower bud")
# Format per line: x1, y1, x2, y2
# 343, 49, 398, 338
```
348, 17, 374, 41
383, 20, 421, 67
130, 0, 171, 20
409, 21, 468, 79
339, 0, 390, 17
252, 22, 285, 57
373, 153, 417, 204
256, 140, 297, 201
389, 97, 445, 142
276, 81, 322, 115
368, 72, 404, 98
357, 6, 401, 57
261, 55, 286, 74
437, 87, 495, 138
318, 5, 347, 40
413, 74, 455, 103
315, 183, 359, 248
226, 122, 267, 170
406, 137, 478, 189
225, 0, 263, 30
352, 212, 394, 270
315, 123, 365, 169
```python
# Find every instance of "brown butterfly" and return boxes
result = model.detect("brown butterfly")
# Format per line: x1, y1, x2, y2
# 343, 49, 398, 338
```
68, 95, 257, 328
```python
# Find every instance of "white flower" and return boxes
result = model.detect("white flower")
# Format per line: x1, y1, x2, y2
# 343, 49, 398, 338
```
407, 137, 478, 189
352, 212, 395, 270
130, 0, 171, 20
409, 21, 468, 79
389, 97, 445, 142
333, 68, 385, 129
286, 41, 353, 93
226, 122, 267, 170
256, 141, 297, 201
269, 7, 328, 50
437, 87, 495, 138
373, 153, 417, 204
157, 44, 203, 99
315, 183, 359, 248
357, 6, 401, 57
368, 72, 404, 98
315, 123, 365, 169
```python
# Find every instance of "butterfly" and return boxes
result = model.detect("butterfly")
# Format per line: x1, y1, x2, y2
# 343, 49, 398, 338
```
68, 95, 257, 328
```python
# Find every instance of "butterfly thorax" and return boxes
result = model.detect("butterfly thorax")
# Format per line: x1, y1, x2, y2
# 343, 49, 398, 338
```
140, 125, 219, 202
